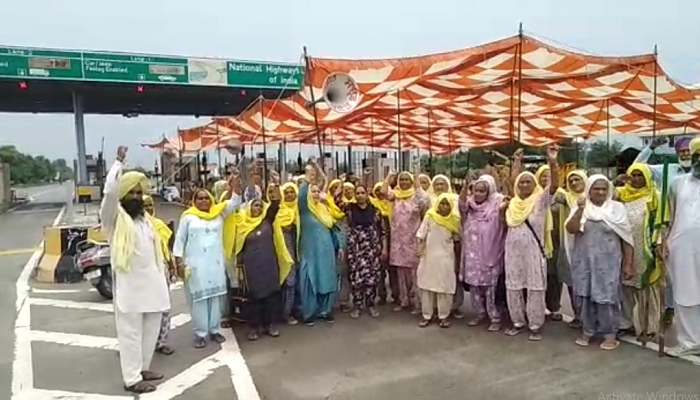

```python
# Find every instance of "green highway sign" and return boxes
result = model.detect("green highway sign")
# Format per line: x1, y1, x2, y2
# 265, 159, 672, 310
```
0, 45, 304, 90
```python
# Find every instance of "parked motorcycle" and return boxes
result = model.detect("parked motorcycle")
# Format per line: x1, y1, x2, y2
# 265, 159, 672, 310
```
74, 240, 113, 300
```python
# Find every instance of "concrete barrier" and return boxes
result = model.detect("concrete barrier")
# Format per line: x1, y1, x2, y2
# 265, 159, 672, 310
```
37, 225, 106, 283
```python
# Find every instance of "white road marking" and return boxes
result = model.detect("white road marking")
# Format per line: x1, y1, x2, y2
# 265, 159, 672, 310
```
561, 313, 700, 366
220, 328, 262, 400
31, 330, 118, 351
12, 205, 65, 399
18, 388, 132, 400
170, 313, 191, 329
29, 297, 114, 312
140, 352, 225, 400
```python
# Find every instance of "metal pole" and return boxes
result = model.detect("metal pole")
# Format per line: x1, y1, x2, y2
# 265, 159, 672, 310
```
216, 121, 222, 174
606, 99, 611, 177
72, 91, 88, 186
260, 98, 269, 188
652, 44, 658, 139
428, 108, 433, 175
280, 138, 287, 181
302, 46, 325, 166
516, 22, 524, 144
396, 89, 402, 170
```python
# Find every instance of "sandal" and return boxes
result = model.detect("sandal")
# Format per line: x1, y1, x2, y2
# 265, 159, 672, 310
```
220, 319, 233, 329
392, 305, 404, 312
368, 307, 380, 318
155, 345, 174, 356
210, 333, 227, 344
451, 310, 465, 320
600, 339, 620, 351
487, 323, 501, 332
265, 326, 280, 338
349, 309, 361, 319
549, 312, 563, 322
528, 329, 543, 342
340, 305, 352, 313
303, 319, 315, 327
418, 319, 431, 328
193, 337, 206, 349
575, 335, 591, 347
439, 319, 452, 329
247, 331, 259, 341
287, 316, 299, 326
568, 319, 582, 329
467, 316, 484, 327
140, 371, 163, 381
124, 381, 156, 394
505, 326, 525, 336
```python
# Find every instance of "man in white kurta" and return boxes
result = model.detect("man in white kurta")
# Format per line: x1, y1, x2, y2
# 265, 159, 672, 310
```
100, 146, 170, 393
666, 138, 700, 357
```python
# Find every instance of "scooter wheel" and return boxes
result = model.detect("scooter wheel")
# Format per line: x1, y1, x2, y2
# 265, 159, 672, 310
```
96, 274, 113, 300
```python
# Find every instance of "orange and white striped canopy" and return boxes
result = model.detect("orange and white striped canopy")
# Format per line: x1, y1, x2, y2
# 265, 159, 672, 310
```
152, 34, 700, 154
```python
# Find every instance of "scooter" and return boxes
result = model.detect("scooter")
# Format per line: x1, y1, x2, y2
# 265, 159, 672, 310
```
74, 240, 113, 300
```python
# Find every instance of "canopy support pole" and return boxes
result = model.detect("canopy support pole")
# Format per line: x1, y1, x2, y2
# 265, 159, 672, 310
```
428, 108, 433, 175
260, 98, 269, 188
303, 46, 325, 169
652, 44, 658, 139
516, 22, 524, 145
396, 89, 402, 170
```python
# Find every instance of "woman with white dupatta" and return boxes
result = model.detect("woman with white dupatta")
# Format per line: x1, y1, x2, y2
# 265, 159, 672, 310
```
565, 175, 634, 350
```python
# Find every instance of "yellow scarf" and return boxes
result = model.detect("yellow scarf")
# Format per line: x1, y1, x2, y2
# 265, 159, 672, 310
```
617, 163, 668, 286
182, 189, 237, 259
111, 171, 163, 273
562, 170, 588, 209
307, 183, 335, 229
617, 163, 654, 203
326, 179, 346, 220
370, 182, 392, 217
342, 182, 357, 204
506, 171, 553, 258
278, 182, 301, 255
556, 170, 587, 238
143, 195, 173, 261
426, 193, 460, 234
392, 172, 416, 200
233, 201, 295, 284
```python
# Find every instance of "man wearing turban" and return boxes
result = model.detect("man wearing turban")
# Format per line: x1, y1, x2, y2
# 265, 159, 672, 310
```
664, 138, 700, 357
632, 135, 696, 324
100, 146, 170, 394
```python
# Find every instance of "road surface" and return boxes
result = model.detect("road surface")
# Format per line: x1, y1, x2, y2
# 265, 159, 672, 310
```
2, 192, 699, 399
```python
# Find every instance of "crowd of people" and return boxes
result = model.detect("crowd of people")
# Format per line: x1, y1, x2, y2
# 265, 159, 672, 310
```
101, 136, 700, 394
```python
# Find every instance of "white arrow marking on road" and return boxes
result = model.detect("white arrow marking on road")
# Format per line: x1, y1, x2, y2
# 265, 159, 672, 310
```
31, 330, 118, 351
17, 388, 132, 400
29, 297, 114, 312
139, 352, 225, 400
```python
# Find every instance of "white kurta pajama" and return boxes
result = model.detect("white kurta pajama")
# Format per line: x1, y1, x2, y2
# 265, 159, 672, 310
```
668, 174, 700, 355
101, 161, 171, 387
416, 218, 458, 320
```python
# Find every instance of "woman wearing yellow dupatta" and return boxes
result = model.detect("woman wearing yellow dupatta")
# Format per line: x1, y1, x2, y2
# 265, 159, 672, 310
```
549, 170, 587, 327
278, 181, 301, 325
504, 144, 560, 341
233, 190, 294, 341
416, 194, 461, 328
143, 195, 176, 356
298, 160, 344, 325
173, 178, 243, 349
381, 171, 431, 313
370, 182, 397, 305
616, 163, 664, 340
427, 173, 463, 318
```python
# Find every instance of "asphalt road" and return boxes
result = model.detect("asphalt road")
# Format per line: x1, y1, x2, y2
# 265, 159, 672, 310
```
2, 193, 700, 399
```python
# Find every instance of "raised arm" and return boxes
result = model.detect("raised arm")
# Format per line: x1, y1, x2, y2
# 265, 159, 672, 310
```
508, 149, 524, 197
547, 144, 560, 195
100, 146, 128, 236
565, 197, 586, 234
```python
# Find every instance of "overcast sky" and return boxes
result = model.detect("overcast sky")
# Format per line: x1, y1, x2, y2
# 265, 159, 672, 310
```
0, 0, 697, 167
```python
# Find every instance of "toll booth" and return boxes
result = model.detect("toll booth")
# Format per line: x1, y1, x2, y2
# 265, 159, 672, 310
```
74, 152, 106, 203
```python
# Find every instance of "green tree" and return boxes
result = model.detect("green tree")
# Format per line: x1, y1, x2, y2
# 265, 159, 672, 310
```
0, 145, 73, 184
586, 140, 624, 168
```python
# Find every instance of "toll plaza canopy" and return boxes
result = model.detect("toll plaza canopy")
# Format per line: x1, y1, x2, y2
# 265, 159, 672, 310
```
144, 33, 700, 155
